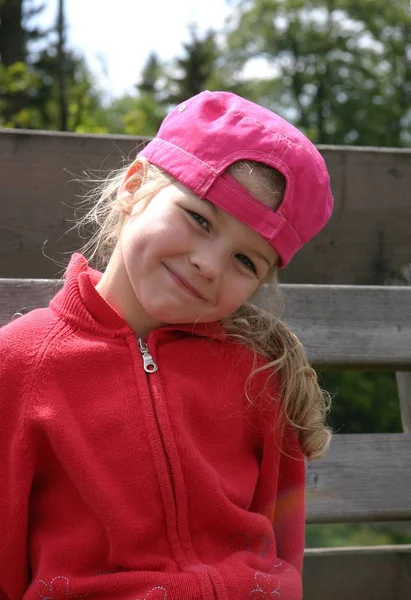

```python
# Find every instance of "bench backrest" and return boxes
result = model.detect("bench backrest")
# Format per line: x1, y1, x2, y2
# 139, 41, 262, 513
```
1, 129, 411, 599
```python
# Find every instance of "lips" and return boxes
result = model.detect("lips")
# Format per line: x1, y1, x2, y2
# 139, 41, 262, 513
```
164, 264, 206, 300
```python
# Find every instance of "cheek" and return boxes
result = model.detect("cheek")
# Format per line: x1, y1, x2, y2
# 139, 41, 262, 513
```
120, 223, 147, 268
216, 277, 258, 316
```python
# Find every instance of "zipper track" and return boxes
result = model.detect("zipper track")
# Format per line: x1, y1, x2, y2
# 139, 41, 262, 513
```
136, 335, 222, 600
207, 573, 218, 600
137, 336, 186, 566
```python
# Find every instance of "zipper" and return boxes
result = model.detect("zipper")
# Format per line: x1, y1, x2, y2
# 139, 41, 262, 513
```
135, 335, 221, 599
137, 338, 186, 565
138, 338, 158, 373
137, 337, 178, 531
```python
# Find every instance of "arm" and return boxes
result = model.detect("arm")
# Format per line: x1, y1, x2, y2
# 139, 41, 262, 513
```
248, 420, 305, 600
0, 320, 36, 598
273, 427, 306, 574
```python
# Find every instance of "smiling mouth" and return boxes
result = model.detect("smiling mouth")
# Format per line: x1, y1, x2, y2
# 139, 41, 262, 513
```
164, 265, 205, 300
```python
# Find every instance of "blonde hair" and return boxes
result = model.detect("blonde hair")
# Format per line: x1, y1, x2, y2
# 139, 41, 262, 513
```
76, 159, 331, 460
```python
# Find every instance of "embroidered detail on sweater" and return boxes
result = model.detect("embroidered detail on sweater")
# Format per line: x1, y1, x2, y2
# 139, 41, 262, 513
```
229, 533, 271, 558
134, 586, 168, 600
37, 576, 87, 600
248, 572, 281, 599
271, 561, 291, 574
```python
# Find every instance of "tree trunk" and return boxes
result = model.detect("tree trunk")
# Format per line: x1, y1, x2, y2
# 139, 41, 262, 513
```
0, 0, 25, 65
57, 0, 68, 131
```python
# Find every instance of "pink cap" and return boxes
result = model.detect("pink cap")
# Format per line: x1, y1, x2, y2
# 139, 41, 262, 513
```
139, 90, 333, 268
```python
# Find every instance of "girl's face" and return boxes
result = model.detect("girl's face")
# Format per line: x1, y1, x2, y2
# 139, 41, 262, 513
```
98, 164, 278, 336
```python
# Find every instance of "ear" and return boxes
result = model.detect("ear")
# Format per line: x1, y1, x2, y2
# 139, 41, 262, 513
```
118, 157, 149, 213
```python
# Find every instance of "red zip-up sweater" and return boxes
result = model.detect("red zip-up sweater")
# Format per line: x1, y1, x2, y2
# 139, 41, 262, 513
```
0, 254, 305, 600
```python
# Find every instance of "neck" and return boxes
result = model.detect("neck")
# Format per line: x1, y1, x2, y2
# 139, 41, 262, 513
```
95, 245, 161, 338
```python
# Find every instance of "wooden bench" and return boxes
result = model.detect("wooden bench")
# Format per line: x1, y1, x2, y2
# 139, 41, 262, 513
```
1, 130, 411, 599
1, 279, 410, 599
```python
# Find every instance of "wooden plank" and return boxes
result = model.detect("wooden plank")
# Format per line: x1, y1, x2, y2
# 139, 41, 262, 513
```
396, 372, 411, 433
2, 280, 410, 370
1, 129, 411, 283
303, 545, 411, 600
0, 279, 60, 324
0, 129, 148, 280
306, 434, 411, 523
256, 284, 411, 370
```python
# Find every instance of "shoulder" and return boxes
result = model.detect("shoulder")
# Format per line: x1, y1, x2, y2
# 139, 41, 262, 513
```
0, 307, 67, 391
1, 305, 62, 349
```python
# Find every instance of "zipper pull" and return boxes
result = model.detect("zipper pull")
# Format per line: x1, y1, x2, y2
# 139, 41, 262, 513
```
138, 338, 158, 373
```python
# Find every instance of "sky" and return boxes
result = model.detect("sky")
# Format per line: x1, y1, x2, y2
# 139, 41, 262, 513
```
34, 0, 232, 99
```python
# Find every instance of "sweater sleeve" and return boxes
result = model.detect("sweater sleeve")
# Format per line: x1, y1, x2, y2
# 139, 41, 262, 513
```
247, 365, 306, 576
0, 317, 38, 598
273, 427, 306, 574
248, 416, 306, 600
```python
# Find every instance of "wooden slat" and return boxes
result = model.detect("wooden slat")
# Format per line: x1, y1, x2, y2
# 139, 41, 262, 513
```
397, 372, 411, 433
0, 129, 148, 280
1, 129, 411, 283
0, 279, 60, 323
2, 280, 410, 370
256, 283, 411, 370
303, 545, 411, 600
306, 434, 411, 523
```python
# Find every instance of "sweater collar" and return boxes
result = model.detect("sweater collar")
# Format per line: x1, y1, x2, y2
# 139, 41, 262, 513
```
50, 254, 227, 341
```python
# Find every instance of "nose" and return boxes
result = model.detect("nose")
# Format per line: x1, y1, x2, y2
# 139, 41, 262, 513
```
189, 242, 227, 282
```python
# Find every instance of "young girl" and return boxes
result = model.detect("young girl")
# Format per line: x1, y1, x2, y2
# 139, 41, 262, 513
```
0, 91, 333, 600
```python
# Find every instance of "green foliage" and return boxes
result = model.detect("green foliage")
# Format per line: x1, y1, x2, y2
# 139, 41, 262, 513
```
226, 0, 411, 146
0, 0, 107, 131
30, 45, 107, 132
306, 522, 411, 548
3, 0, 409, 144
138, 52, 163, 97
0, 61, 43, 128
108, 93, 166, 137
164, 25, 220, 103
320, 371, 402, 434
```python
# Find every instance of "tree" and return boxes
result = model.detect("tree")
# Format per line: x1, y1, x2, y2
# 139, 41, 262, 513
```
56, 0, 68, 131
138, 51, 163, 97
0, 0, 47, 126
226, 0, 411, 146
0, 0, 107, 131
107, 93, 166, 137
345, 0, 411, 147
97, 52, 167, 137
30, 44, 105, 132
320, 370, 402, 434
164, 25, 221, 104
0, 0, 25, 65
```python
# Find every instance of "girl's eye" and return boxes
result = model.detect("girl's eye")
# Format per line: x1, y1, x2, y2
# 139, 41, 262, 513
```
188, 211, 210, 231
236, 253, 257, 274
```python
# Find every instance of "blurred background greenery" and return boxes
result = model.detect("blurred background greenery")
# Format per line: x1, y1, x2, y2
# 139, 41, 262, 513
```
1, 0, 410, 548
1, 0, 410, 145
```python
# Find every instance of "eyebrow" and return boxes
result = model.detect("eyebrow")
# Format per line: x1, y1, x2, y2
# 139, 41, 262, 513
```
202, 198, 220, 217
254, 251, 274, 270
